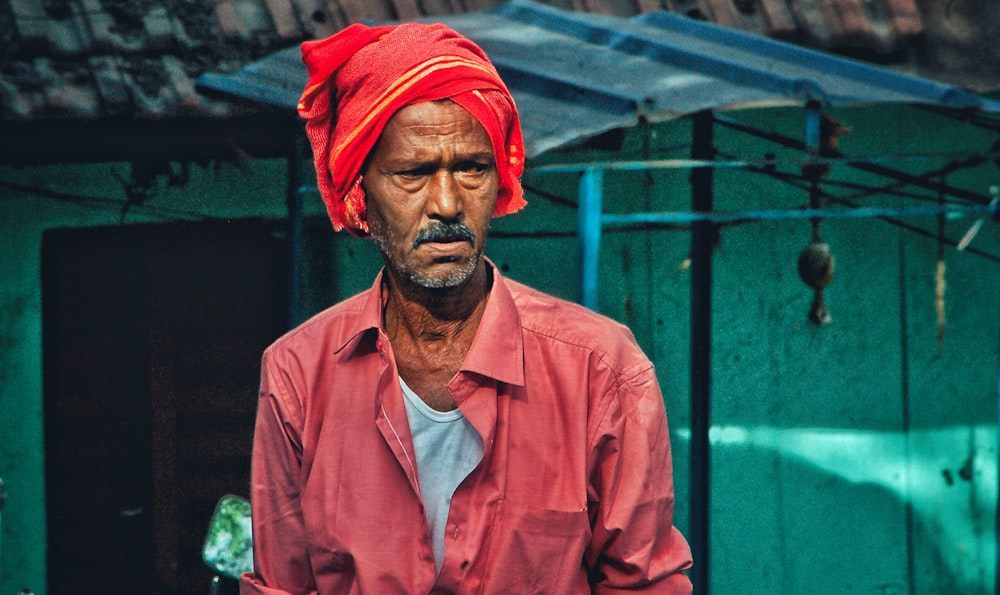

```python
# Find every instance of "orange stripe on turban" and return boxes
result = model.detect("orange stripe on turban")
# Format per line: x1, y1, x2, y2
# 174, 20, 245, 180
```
298, 22, 527, 236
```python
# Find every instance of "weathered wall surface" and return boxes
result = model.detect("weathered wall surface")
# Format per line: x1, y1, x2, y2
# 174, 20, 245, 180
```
0, 102, 996, 594
0, 158, 301, 594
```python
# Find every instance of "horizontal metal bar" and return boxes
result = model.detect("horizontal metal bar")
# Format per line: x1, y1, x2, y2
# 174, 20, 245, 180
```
528, 150, 998, 175
600, 201, 997, 226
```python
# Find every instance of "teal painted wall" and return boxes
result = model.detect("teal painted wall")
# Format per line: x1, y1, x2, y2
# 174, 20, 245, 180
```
1, 102, 996, 594
0, 159, 307, 594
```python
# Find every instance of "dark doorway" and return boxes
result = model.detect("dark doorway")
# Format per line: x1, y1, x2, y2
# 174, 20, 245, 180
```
42, 220, 288, 594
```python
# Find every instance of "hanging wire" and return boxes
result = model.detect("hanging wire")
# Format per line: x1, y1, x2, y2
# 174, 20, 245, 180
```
712, 113, 995, 206
6, 135, 997, 262
0, 179, 228, 223
519, 163, 1000, 263
734, 158, 1000, 264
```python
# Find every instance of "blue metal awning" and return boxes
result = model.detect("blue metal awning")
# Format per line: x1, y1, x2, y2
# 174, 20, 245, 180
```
197, 0, 1000, 158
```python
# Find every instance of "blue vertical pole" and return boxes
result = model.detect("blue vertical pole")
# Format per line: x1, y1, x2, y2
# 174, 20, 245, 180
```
804, 101, 821, 156
578, 167, 604, 311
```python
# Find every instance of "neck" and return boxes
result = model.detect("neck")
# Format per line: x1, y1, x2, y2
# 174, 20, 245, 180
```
383, 261, 491, 344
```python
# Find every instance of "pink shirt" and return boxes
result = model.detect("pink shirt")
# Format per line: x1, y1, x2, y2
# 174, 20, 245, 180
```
241, 263, 692, 594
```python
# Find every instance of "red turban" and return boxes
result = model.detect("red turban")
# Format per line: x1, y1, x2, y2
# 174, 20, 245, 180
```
298, 22, 527, 236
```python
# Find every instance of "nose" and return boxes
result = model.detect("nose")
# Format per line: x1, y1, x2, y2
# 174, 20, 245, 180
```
426, 171, 463, 221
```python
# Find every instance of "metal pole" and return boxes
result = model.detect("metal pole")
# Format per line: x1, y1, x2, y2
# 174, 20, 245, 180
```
689, 110, 715, 595
0, 475, 4, 586
287, 126, 305, 329
597, 201, 996, 226
578, 167, 604, 310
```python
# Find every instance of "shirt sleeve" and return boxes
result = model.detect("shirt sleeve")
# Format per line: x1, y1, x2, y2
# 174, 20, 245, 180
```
240, 351, 319, 595
586, 363, 694, 594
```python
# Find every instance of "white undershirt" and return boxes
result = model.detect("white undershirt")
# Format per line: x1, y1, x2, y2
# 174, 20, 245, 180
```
399, 377, 484, 573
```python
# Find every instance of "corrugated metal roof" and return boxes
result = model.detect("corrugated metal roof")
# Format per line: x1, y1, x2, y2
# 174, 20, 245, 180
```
197, 0, 1000, 158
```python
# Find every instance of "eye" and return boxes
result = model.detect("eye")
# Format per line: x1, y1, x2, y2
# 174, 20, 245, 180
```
395, 165, 434, 180
456, 160, 493, 176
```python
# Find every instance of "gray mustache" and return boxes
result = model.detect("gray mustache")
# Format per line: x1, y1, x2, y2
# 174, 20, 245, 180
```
413, 223, 475, 248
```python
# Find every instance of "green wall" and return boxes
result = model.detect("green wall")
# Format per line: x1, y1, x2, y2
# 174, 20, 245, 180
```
0, 158, 305, 594
1, 102, 997, 593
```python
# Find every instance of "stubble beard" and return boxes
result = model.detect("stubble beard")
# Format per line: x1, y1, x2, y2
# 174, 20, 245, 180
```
370, 219, 486, 290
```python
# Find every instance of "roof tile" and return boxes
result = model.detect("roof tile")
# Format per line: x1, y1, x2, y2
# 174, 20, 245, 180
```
579, 0, 622, 15
263, 0, 305, 39
635, 0, 664, 12
89, 55, 131, 110
38, 58, 100, 117
390, 0, 424, 20
759, 0, 797, 37
239, 0, 278, 35
701, 0, 736, 27
9, 0, 46, 52
144, 6, 178, 51
703, 0, 750, 30
287, 0, 327, 37
339, 0, 395, 23
0, 0, 983, 130
419, 0, 464, 16
463, 0, 504, 12
162, 55, 213, 115
49, 16, 91, 56
661, 0, 694, 14
216, 0, 274, 41
885, 0, 922, 38
79, 0, 140, 54
835, 0, 877, 45
542, 0, 577, 10
707, 0, 778, 37
125, 57, 180, 116
0, 67, 43, 119
316, 0, 349, 36
216, 0, 247, 39
790, 0, 840, 46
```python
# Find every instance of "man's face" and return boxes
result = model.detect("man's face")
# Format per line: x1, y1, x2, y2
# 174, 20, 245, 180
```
363, 100, 499, 290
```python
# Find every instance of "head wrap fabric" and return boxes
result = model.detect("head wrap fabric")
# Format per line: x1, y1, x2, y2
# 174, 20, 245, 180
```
298, 22, 527, 236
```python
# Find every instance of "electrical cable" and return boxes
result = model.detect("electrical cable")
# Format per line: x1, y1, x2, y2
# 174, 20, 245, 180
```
0, 179, 229, 222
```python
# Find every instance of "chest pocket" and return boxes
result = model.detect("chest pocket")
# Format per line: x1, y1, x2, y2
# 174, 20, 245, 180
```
482, 499, 591, 594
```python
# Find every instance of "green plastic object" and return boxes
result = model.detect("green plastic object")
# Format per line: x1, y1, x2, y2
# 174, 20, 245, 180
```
203, 494, 253, 579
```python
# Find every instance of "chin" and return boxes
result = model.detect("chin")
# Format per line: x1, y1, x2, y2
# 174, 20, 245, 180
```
406, 256, 480, 290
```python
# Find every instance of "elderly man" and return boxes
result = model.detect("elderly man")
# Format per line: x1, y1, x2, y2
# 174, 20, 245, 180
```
242, 22, 692, 594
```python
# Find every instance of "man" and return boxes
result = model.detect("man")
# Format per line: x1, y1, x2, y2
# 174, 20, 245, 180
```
242, 21, 692, 594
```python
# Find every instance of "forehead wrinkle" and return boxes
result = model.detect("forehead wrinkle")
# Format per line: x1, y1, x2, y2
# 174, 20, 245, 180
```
364, 100, 499, 187
379, 120, 493, 167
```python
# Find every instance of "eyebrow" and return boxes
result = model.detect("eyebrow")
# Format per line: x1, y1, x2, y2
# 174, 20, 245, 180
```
385, 149, 495, 168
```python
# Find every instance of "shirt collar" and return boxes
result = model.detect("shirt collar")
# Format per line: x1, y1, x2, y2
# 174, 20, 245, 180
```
333, 259, 525, 387
332, 268, 387, 355
461, 258, 525, 387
